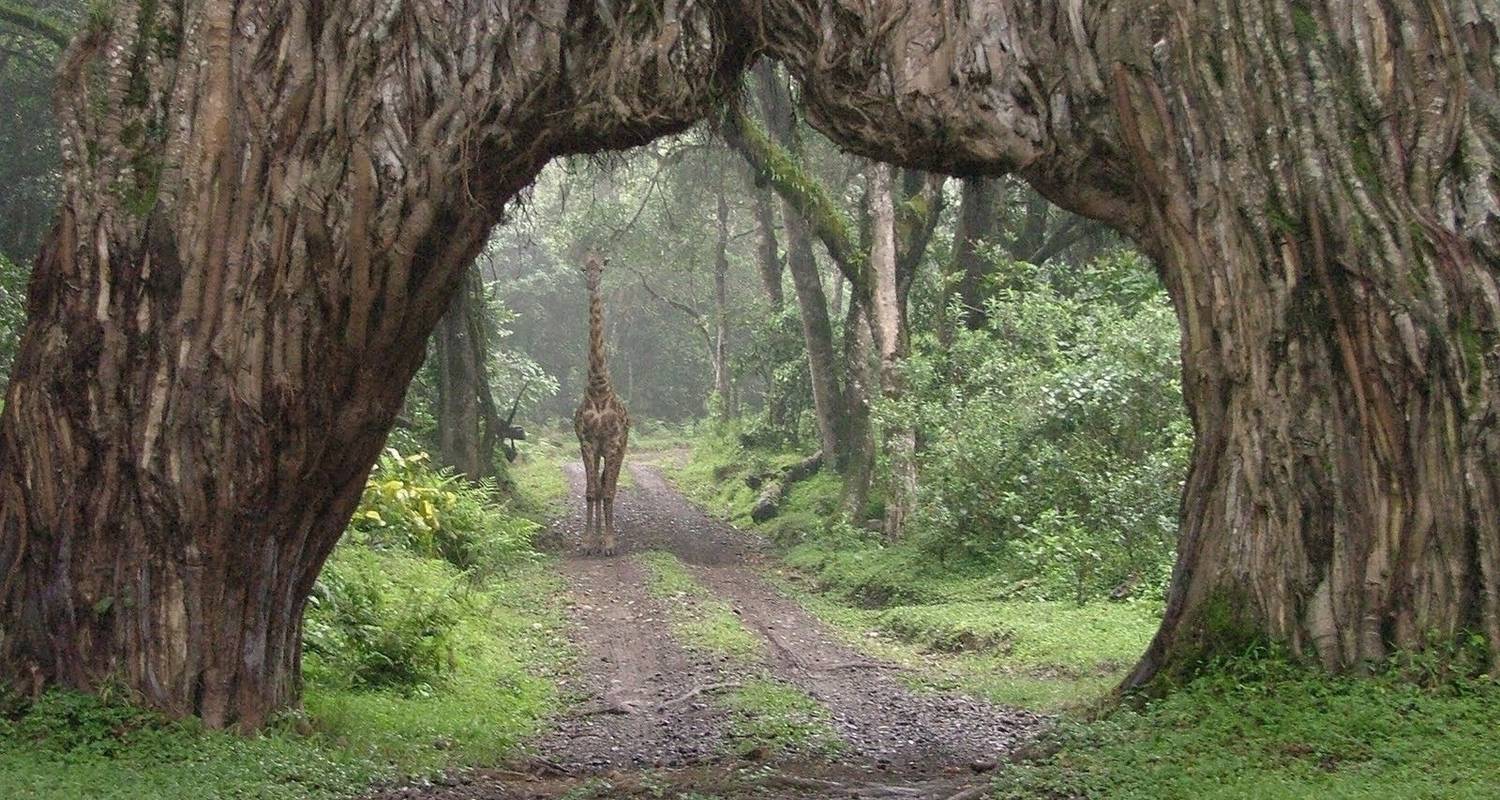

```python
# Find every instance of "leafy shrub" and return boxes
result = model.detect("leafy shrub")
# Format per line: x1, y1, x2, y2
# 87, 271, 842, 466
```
302, 548, 468, 691
349, 449, 538, 571
903, 249, 1188, 603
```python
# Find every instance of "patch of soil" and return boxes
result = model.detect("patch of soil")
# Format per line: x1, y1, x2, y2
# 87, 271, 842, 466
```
366, 459, 1047, 800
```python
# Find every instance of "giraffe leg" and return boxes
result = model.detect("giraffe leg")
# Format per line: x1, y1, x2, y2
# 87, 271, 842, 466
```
580, 442, 600, 555
600, 446, 626, 557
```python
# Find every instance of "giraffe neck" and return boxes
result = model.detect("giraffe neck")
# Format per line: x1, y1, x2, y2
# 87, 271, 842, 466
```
586, 274, 613, 398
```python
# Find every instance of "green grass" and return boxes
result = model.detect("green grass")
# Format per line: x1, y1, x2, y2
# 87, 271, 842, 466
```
994, 661, 1500, 800
722, 678, 843, 759
774, 575, 1154, 712
509, 436, 571, 521
0, 691, 384, 800
0, 561, 569, 800
637, 551, 762, 661
303, 561, 568, 772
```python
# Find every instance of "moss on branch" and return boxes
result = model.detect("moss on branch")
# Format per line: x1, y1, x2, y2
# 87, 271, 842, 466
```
718, 103, 866, 292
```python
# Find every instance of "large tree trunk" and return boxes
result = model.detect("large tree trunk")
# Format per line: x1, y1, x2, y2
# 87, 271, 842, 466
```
762, 0, 1500, 682
0, 0, 747, 728
1113, 3, 1500, 684
866, 164, 916, 539
786, 213, 845, 464
750, 183, 785, 313
712, 189, 733, 419
839, 298, 878, 519
752, 62, 846, 461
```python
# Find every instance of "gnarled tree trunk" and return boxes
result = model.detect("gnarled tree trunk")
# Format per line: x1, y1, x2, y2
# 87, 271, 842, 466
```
0, 0, 748, 728
1111, 2, 1500, 684
761, 0, 1500, 684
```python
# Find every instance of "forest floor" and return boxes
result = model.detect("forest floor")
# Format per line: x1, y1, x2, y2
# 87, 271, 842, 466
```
368, 459, 1044, 800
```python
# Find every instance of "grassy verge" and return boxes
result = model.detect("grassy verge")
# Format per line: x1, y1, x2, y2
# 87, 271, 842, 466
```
638, 550, 762, 661
667, 427, 1156, 712
1, 450, 574, 800
994, 660, 1500, 800
0, 692, 382, 800
776, 577, 1155, 712
303, 561, 568, 773
509, 435, 572, 522
636, 550, 843, 759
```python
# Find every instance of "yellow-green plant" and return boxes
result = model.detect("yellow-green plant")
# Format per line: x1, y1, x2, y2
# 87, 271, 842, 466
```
349, 449, 538, 571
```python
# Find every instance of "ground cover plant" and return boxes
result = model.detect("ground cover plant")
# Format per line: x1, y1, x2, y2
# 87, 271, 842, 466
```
992, 655, 1500, 800
0, 445, 570, 799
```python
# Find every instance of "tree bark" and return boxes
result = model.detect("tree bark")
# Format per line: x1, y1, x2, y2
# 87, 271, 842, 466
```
435, 267, 503, 481
867, 164, 916, 539
436, 285, 484, 479
840, 297, 877, 519
785, 213, 845, 464
1111, 3, 1500, 685
750, 182, 785, 313
0, 0, 750, 728
751, 62, 845, 461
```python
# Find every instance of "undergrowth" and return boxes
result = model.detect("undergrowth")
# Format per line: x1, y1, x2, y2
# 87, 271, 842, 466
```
668, 424, 1159, 711
638, 550, 762, 661
0, 446, 571, 799
994, 657, 1500, 800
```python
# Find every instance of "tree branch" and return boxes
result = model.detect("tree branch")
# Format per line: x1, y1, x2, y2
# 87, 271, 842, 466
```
625, 264, 712, 346
717, 102, 864, 292
1025, 214, 1089, 264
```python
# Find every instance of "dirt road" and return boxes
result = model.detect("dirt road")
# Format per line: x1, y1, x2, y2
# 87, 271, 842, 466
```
371, 461, 1044, 799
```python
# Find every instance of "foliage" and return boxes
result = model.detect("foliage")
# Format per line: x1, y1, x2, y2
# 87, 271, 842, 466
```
349, 448, 539, 571
675, 248, 1186, 607
993, 657, 1500, 800
0, 251, 26, 380
0, 1, 75, 263
303, 563, 568, 772
0, 690, 383, 800
301, 547, 468, 691
903, 248, 1188, 603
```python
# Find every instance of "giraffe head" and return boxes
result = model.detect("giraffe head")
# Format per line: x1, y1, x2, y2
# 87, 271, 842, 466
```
583, 252, 609, 289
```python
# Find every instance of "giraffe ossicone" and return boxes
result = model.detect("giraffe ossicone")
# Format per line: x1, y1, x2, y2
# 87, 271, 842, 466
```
573, 253, 631, 557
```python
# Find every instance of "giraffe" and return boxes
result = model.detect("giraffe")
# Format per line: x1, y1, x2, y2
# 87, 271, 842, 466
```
573, 254, 631, 556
